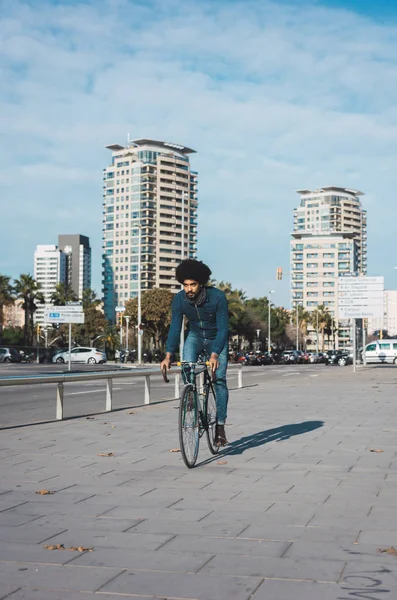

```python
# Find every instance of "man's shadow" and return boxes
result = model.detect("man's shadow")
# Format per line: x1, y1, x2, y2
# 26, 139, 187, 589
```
200, 420, 324, 465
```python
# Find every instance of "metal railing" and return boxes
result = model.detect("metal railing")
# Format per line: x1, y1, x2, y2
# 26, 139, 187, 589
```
0, 365, 243, 420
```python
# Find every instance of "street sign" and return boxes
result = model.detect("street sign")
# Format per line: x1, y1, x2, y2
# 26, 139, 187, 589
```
44, 305, 85, 324
338, 276, 384, 319
115, 306, 125, 312
66, 301, 83, 306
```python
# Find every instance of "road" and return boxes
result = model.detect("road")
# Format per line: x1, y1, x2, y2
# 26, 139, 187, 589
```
0, 363, 329, 428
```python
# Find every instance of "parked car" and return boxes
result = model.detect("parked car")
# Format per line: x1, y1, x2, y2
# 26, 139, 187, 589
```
282, 350, 301, 364
52, 347, 107, 364
364, 340, 397, 364
327, 350, 352, 366
0, 348, 21, 363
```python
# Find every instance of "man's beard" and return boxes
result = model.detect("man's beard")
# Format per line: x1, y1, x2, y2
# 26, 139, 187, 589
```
186, 290, 199, 300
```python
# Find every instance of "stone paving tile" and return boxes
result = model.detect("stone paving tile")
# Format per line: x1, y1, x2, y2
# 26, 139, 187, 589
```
101, 570, 263, 600
162, 534, 290, 557
69, 546, 213, 572
3, 591, 127, 600
0, 562, 124, 593
251, 580, 345, 600
239, 524, 359, 544
284, 539, 394, 563
0, 526, 68, 544
41, 528, 173, 550
22, 514, 143, 533
0, 541, 84, 565
130, 517, 250, 537
200, 554, 344, 581
101, 505, 212, 521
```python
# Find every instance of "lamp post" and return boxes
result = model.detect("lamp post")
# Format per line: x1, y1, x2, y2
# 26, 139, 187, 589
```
316, 309, 319, 354
125, 316, 130, 352
296, 302, 300, 351
179, 190, 185, 359
268, 290, 275, 353
137, 223, 142, 365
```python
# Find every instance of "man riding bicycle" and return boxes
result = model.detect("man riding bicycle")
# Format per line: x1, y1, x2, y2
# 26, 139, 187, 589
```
160, 259, 229, 447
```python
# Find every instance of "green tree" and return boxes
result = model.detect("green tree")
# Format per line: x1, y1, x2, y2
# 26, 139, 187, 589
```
74, 289, 106, 346
14, 274, 45, 345
0, 274, 14, 341
310, 305, 333, 351
51, 282, 78, 306
125, 288, 173, 349
291, 304, 311, 350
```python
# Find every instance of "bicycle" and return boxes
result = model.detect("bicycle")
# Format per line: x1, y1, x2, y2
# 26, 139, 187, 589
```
163, 360, 219, 468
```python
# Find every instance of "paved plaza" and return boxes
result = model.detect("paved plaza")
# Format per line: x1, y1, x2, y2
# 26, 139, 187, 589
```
0, 365, 397, 599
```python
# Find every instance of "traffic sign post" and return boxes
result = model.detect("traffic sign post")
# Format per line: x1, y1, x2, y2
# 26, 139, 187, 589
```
44, 305, 85, 371
338, 277, 384, 371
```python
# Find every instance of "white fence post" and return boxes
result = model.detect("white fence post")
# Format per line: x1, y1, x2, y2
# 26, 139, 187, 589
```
144, 375, 150, 405
106, 378, 113, 411
56, 383, 64, 420
174, 373, 180, 399
238, 365, 243, 389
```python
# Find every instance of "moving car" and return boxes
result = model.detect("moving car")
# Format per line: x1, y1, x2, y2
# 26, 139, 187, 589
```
0, 348, 21, 363
364, 340, 397, 365
52, 347, 107, 364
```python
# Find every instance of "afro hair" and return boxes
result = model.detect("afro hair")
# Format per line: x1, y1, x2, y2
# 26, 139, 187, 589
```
175, 259, 212, 285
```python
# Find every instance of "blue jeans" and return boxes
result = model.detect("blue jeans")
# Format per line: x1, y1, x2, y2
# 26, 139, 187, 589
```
182, 332, 229, 424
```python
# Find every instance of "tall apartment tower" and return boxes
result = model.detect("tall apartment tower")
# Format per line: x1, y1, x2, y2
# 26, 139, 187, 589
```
102, 139, 198, 320
290, 186, 367, 349
58, 234, 91, 300
33, 245, 66, 323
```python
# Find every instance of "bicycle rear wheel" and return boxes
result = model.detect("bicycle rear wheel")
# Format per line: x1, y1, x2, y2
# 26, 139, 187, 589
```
205, 380, 219, 455
179, 384, 200, 468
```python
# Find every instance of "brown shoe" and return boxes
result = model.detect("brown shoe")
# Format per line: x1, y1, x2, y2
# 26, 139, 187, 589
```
215, 424, 228, 447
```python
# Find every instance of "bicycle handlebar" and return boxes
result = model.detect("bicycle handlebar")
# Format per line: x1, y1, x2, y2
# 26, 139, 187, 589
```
162, 365, 170, 384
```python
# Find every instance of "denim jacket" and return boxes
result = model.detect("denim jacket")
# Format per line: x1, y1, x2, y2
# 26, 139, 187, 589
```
166, 287, 229, 356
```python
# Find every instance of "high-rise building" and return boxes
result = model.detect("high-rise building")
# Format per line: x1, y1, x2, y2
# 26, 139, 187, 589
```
33, 245, 66, 323
58, 234, 91, 300
290, 186, 367, 349
102, 138, 198, 320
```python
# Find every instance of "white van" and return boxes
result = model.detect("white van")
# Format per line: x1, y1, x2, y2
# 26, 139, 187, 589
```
364, 340, 397, 364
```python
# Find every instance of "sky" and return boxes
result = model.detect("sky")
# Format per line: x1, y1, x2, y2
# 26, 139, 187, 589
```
1, 0, 397, 307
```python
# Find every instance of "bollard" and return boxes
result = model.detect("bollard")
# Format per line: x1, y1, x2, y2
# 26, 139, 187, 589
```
106, 378, 113, 411
144, 375, 150, 405
174, 373, 180, 399
56, 382, 64, 420
238, 365, 243, 389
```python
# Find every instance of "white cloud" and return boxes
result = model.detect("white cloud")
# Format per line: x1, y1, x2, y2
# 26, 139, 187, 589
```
1, 0, 397, 302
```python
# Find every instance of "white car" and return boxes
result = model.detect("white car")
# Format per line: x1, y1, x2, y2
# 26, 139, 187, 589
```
52, 347, 107, 365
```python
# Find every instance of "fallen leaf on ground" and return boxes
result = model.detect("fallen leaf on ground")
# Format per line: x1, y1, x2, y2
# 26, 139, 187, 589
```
86, 417, 95, 420
44, 544, 93, 552
369, 449, 384, 453
128, 411, 136, 415
110, 425, 116, 429
169, 448, 180, 453
36, 490, 55, 495
97, 452, 115, 457
378, 547, 397, 556
216, 460, 228, 465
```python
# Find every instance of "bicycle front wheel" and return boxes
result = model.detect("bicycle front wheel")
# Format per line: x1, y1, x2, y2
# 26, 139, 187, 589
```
205, 380, 219, 455
179, 384, 200, 468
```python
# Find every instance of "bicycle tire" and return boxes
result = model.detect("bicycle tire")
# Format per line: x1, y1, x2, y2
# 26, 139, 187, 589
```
179, 384, 200, 468
205, 379, 219, 455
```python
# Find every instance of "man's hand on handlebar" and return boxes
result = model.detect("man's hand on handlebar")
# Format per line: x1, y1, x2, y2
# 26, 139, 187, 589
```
209, 353, 219, 373
160, 353, 172, 374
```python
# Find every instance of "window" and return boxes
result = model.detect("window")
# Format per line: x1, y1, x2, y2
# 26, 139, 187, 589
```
307, 282, 318, 287
307, 263, 318, 268
393, 344, 397, 350
307, 292, 318, 297
323, 253, 334, 258
294, 263, 303, 270
324, 291, 334, 297
379, 343, 391, 350
366, 344, 376, 352
295, 244, 304, 250
323, 263, 334, 268
307, 253, 318, 258
294, 253, 303, 260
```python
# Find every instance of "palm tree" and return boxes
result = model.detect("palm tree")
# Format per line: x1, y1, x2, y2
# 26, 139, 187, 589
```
51, 282, 78, 306
310, 305, 332, 351
14, 274, 45, 345
291, 305, 311, 350
0, 275, 14, 339
82, 288, 101, 310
